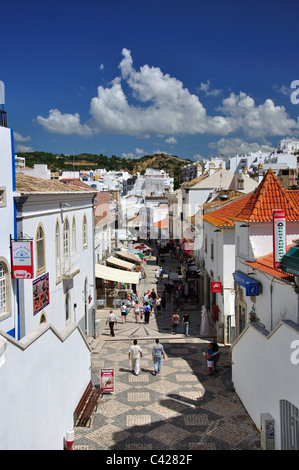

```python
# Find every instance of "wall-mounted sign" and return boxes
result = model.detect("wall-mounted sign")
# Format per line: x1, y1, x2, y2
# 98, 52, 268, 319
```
11, 240, 34, 279
234, 271, 260, 296
273, 209, 286, 269
33, 273, 50, 315
211, 281, 222, 293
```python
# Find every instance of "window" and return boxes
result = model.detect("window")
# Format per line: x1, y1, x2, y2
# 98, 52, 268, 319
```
63, 218, 70, 270
210, 239, 214, 260
82, 215, 88, 248
0, 187, 7, 207
0, 263, 6, 314
55, 221, 61, 279
0, 259, 11, 320
36, 225, 45, 274
72, 217, 76, 253
204, 235, 207, 253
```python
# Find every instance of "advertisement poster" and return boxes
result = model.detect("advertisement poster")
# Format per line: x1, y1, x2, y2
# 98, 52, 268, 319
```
273, 209, 286, 269
11, 240, 34, 279
100, 368, 114, 393
33, 273, 50, 315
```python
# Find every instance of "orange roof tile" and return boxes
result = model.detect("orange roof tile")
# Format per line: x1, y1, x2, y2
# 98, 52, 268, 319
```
234, 169, 299, 222
245, 248, 294, 282
203, 194, 251, 227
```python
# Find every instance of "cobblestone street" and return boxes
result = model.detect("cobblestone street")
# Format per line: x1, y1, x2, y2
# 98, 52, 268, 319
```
73, 247, 262, 451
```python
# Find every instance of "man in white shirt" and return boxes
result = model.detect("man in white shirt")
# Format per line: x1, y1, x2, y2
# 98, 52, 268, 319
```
128, 339, 143, 376
106, 310, 117, 337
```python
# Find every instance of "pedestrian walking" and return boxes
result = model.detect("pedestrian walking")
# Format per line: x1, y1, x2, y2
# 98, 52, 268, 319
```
182, 311, 190, 336
133, 301, 141, 323
106, 310, 117, 337
143, 301, 151, 323
171, 311, 180, 334
156, 296, 161, 314
152, 338, 165, 376
121, 302, 128, 323
128, 339, 143, 376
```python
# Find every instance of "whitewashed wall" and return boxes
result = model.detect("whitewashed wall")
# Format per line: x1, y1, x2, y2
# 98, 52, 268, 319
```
232, 321, 299, 450
16, 193, 95, 337
0, 127, 17, 336
0, 323, 91, 450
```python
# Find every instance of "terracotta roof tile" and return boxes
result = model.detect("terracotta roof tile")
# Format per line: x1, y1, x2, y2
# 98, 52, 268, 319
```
234, 169, 299, 222
203, 194, 251, 227
15, 173, 96, 194
245, 248, 294, 282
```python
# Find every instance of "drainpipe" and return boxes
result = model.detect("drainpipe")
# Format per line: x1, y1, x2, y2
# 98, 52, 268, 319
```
270, 276, 275, 330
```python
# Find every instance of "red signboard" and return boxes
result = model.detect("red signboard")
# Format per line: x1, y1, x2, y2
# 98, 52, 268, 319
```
272, 209, 286, 269
100, 369, 114, 393
211, 281, 222, 293
11, 240, 34, 279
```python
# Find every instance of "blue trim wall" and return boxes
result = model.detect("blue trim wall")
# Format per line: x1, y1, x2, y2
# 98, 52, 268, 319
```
10, 129, 18, 339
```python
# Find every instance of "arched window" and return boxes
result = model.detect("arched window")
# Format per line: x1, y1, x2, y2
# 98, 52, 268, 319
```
72, 216, 76, 253
82, 214, 88, 248
0, 262, 6, 314
55, 221, 61, 279
63, 218, 70, 270
36, 224, 45, 274
0, 259, 11, 320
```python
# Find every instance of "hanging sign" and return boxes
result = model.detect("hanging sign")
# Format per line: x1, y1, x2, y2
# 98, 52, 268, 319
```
211, 281, 222, 293
273, 209, 286, 269
11, 240, 34, 279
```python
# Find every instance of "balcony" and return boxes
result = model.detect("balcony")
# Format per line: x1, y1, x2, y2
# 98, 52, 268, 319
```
62, 252, 80, 279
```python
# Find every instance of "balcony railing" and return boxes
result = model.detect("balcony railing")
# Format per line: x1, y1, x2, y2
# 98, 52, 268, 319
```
62, 252, 80, 279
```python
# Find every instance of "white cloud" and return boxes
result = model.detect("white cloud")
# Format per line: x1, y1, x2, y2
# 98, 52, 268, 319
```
197, 80, 221, 97
208, 137, 276, 157
165, 136, 177, 144
14, 132, 31, 142
15, 144, 33, 152
122, 147, 146, 159
36, 109, 92, 136
272, 84, 291, 96
218, 92, 299, 138
36, 49, 299, 142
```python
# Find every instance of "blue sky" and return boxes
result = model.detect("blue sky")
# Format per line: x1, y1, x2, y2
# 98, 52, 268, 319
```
2, 0, 299, 161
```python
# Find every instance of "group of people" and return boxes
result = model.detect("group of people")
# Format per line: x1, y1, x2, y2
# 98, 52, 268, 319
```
170, 311, 190, 335
128, 338, 166, 376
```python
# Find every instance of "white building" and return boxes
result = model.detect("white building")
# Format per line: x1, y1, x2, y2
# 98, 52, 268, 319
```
0, 126, 96, 450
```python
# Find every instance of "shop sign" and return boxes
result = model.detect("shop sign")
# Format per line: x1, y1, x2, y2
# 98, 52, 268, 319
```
211, 281, 222, 293
273, 209, 286, 269
11, 239, 34, 279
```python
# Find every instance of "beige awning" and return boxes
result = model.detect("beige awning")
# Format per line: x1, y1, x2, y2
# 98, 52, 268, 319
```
106, 256, 135, 271
95, 264, 140, 284
116, 250, 142, 263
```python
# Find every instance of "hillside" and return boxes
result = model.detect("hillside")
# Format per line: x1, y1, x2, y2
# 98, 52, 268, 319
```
16, 151, 193, 185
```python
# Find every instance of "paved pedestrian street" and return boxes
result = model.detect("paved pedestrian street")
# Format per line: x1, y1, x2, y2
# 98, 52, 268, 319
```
73, 247, 261, 451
